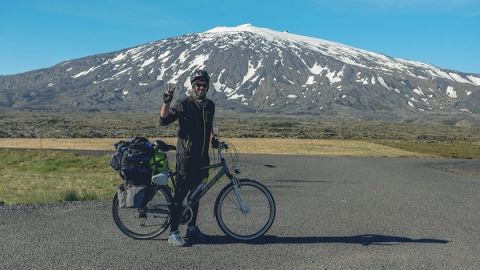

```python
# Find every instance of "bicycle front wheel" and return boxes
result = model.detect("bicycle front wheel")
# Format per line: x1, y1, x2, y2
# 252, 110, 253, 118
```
214, 179, 276, 241
112, 186, 171, 240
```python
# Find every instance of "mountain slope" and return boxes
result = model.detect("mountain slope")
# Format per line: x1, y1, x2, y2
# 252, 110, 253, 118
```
1, 24, 479, 119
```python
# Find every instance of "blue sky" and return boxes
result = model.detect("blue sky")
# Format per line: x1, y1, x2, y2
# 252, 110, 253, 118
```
1, 0, 479, 75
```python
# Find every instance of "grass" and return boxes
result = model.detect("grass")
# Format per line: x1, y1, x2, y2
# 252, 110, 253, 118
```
0, 137, 431, 157
0, 148, 117, 205
375, 140, 480, 159
225, 138, 431, 157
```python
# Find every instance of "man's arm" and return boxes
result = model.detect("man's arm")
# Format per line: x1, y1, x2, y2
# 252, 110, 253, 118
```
160, 103, 170, 118
210, 103, 218, 147
159, 101, 179, 126
159, 85, 178, 126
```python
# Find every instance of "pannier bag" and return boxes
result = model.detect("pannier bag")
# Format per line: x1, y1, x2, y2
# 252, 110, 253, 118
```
125, 185, 148, 208
120, 137, 154, 186
118, 183, 154, 209
110, 141, 129, 170
117, 184, 127, 208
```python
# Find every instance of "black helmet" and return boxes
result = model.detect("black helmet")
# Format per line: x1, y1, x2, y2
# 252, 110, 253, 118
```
190, 70, 210, 85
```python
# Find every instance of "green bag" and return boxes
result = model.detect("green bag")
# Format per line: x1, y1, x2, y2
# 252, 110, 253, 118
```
149, 150, 169, 174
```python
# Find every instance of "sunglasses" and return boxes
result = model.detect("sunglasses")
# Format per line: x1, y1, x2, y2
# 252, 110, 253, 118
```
195, 82, 208, 88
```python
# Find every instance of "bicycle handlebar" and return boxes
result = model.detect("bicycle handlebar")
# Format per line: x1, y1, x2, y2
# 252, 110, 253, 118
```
218, 142, 228, 150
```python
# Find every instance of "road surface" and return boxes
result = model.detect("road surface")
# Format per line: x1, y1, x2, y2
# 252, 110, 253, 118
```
1, 155, 479, 269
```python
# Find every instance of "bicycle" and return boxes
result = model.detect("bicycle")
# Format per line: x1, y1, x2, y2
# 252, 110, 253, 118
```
112, 139, 276, 241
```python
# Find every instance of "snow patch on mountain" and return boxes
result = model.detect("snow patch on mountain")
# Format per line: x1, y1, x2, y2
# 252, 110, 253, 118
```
73, 66, 100, 78
467, 75, 480, 85
325, 69, 343, 85
111, 53, 127, 63
308, 62, 326, 75
448, 73, 471, 84
140, 57, 155, 68
213, 69, 226, 92
446, 86, 457, 98
159, 50, 171, 59
178, 51, 189, 64
228, 93, 244, 100
377, 76, 391, 90
112, 67, 132, 78
190, 54, 210, 69
413, 88, 424, 96
306, 76, 315, 85
242, 60, 262, 85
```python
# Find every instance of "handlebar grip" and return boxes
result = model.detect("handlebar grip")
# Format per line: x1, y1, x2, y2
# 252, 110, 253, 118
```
218, 142, 228, 150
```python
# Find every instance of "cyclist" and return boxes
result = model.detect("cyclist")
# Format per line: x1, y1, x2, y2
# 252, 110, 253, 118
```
160, 70, 218, 247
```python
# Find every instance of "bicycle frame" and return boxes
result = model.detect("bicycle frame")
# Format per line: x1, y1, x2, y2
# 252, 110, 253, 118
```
181, 145, 248, 215
186, 148, 234, 208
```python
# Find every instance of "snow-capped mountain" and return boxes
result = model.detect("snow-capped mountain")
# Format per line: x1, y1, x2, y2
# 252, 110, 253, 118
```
1, 24, 479, 118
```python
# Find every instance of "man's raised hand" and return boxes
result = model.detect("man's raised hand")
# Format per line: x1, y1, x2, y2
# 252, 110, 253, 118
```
163, 84, 176, 104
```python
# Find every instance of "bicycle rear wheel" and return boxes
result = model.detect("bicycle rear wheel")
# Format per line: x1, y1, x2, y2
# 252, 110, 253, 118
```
112, 186, 171, 240
214, 179, 276, 241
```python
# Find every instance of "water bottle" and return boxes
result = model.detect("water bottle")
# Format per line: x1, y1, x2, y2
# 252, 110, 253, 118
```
188, 183, 205, 202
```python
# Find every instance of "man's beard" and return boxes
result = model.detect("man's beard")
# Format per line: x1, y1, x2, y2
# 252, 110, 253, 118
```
192, 89, 207, 100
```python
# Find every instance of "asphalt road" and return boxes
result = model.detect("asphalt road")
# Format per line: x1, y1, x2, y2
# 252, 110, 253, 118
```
1, 155, 479, 270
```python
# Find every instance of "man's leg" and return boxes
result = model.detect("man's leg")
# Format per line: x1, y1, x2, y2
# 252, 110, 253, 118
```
185, 161, 209, 240
187, 182, 202, 227
168, 173, 190, 247
185, 179, 208, 241
169, 175, 190, 233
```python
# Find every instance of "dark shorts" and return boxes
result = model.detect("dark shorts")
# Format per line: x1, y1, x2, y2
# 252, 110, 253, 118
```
175, 154, 210, 179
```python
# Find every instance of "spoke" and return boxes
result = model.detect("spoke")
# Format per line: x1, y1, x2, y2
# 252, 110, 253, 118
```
223, 205, 241, 211
225, 193, 240, 208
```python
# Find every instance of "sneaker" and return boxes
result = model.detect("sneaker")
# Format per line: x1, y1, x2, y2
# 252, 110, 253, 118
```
185, 226, 208, 241
168, 232, 188, 247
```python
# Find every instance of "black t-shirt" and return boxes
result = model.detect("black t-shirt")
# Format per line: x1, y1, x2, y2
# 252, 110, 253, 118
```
160, 96, 215, 160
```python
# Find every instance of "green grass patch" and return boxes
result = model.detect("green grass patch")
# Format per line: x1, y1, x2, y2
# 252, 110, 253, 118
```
374, 140, 480, 159
62, 188, 99, 201
0, 148, 118, 205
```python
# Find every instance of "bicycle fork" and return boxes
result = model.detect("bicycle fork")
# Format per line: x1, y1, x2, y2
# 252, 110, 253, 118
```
231, 178, 250, 214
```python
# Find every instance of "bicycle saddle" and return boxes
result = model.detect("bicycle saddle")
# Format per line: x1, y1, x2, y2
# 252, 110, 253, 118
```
154, 140, 176, 152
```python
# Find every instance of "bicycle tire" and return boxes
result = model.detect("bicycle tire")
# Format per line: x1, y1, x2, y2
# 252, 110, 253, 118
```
214, 179, 276, 241
112, 186, 172, 240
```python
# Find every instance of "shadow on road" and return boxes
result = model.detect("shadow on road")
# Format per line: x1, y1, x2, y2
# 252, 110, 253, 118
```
199, 234, 449, 246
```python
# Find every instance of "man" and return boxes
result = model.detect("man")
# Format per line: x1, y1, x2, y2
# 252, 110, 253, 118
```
160, 70, 217, 247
